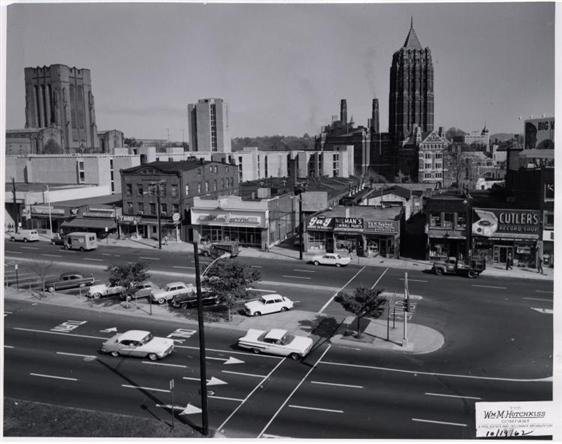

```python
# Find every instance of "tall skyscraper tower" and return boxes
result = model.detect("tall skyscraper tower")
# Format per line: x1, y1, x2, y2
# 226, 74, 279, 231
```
187, 98, 231, 153
25, 64, 100, 152
389, 19, 434, 142
371, 98, 380, 134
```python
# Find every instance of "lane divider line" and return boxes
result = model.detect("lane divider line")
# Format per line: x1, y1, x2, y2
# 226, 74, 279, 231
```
311, 381, 363, 389
142, 361, 187, 368
288, 404, 343, 414
412, 418, 467, 427
4, 345, 14, 349
122, 384, 170, 393
318, 267, 367, 314
209, 395, 243, 402
40, 253, 62, 258
472, 285, 507, 290
371, 267, 389, 290
523, 297, 552, 302
258, 345, 332, 438
140, 256, 160, 260
281, 275, 311, 280
56, 352, 97, 359
535, 290, 552, 294
14, 327, 106, 341
30, 372, 78, 382
221, 370, 267, 378
292, 269, 316, 273
425, 392, 481, 400
84, 258, 103, 262
399, 278, 427, 283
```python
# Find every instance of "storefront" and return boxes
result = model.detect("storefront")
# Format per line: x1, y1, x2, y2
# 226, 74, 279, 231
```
28, 205, 75, 233
472, 207, 541, 267
61, 206, 120, 239
364, 220, 400, 258
193, 213, 267, 249
333, 217, 365, 255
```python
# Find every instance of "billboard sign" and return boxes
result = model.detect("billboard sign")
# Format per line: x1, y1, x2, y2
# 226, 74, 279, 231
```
364, 220, 400, 234
334, 217, 364, 231
307, 216, 334, 230
472, 208, 540, 239
525, 118, 554, 150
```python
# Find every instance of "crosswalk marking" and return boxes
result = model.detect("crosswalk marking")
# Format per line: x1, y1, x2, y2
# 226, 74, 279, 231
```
51, 320, 88, 333
167, 328, 197, 339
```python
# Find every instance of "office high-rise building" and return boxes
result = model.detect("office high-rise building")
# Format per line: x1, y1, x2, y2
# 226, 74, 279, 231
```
187, 98, 231, 153
24, 64, 100, 152
389, 19, 434, 142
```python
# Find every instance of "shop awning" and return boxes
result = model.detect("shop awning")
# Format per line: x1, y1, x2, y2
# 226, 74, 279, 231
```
61, 218, 117, 230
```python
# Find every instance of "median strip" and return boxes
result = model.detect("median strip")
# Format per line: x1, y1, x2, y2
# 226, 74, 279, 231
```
318, 266, 367, 314
122, 384, 170, 393
30, 372, 78, 382
412, 418, 467, 427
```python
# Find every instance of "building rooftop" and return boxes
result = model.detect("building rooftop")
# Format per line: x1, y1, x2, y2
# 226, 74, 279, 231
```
517, 149, 555, 159
122, 159, 230, 174
53, 194, 122, 208
321, 205, 403, 221
403, 18, 423, 50
4, 183, 94, 192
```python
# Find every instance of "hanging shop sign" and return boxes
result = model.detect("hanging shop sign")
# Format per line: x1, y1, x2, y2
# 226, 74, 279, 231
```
472, 208, 540, 239
307, 216, 334, 230
364, 220, 400, 234
31, 205, 66, 216
334, 217, 364, 231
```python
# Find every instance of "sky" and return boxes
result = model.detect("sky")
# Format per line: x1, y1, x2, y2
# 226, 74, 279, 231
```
5, 2, 555, 140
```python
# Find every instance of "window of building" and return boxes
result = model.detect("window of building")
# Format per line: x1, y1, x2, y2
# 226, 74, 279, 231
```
425, 153, 431, 159
443, 213, 454, 229
213, 180, 217, 191
171, 184, 178, 197
456, 213, 466, 229
137, 184, 144, 196
161, 203, 168, 214
435, 153, 442, 159
150, 203, 156, 215
126, 183, 132, 196
127, 202, 133, 213
172, 204, 179, 214
205, 181, 209, 192
435, 163, 442, 169
110, 159, 114, 169
430, 213, 441, 227
197, 183, 202, 193
138, 203, 144, 214
544, 211, 554, 229
78, 161, 85, 183
238, 164, 243, 182
425, 163, 432, 169
185, 185, 189, 195
221, 178, 225, 188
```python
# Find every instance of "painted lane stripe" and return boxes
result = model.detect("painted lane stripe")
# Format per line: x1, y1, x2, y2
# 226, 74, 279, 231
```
523, 297, 552, 302
288, 404, 343, 414
251, 265, 263, 268
471, 285, 507, 290
30, 372, 78, 382
399, 278, 427, 283
258, 345, 332, 438
14, 327, 106, 341
318, 266, 367, 314
40, 253, 62, 258
209, 395, 243, 402
370, 267, 389, 290
4, 345, 14, 349
320, 361, 552, 383
142, 361, 187, 368
247, 288, 277, 293
172, 265, 194, 269
535, 290, 552, 294
425, 392, 481, 400
140, 256, 160, 260
218, 359, 287, 433
84, 258, 103, 262
311, 381, 363, 389
222, 370, 266, 378
412, 418, 467, 427
292, 269, 316, 273
281, 275, 311, 280
122, 384, 169, 393
56, 352, 97, 359
21, 246, 39, 250
5, 250, 22, 254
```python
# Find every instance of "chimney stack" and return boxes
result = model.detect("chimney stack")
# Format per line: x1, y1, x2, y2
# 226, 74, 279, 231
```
371, 98, 380, 134
340, 99, 347, 124
438, 126, 444, 137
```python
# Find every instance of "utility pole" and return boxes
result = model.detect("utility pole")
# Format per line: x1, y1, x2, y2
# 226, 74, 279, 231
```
155, 183, 162, 250
403, 272, 409, 347
46, 185, 53, 236
294, 185, 305, 260
193, 241, 209, 436
12, 177, 19, 233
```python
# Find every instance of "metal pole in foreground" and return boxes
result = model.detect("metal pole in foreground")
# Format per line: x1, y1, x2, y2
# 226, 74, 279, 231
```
403, 272, 409, 347
193, 242, 209, 435
12, 177, 19, 234
14, 264, 19, 289
157, 185, 162, 250
299, 192, 303, 260
170, 379, 175, 429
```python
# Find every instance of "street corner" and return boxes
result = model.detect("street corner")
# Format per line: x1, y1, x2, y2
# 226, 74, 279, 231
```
330, 318, 445, 355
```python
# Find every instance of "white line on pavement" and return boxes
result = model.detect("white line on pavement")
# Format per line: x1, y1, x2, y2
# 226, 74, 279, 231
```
14, 327, 106, 341
320, 361, 552, 382
425, 392, 481, 400
292, 269, 316, 273
472, 285, 507, 290
84, 258, 103, 262
4, 345, 14, 349
172, 265, 194, 269
318, 267, 367, 314
412, 418, 467, 427
209, 395, 243, 402
5, 250, 22, 254
218, 358, 287, 433
535, 290, 552, 294
258, 345, 332, 438
523, 297, 552, 302
371, 267, 389, 290
221, 370, 266, 378
41, 253, 62, 258
250, 265, 263, 268
399, 278, 427, 283
30, 372, 78, 382
56, 352, 97, 359
122, 384, 170, 393
142, 361, 187, 368
21, 246, 38, 250
282, 275, 311, 280
289, 404, 343, 414
311, 381, 363, 389
140, 256, 160, 260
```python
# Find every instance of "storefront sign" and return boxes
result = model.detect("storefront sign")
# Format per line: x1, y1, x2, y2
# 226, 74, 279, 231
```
307, 216, 333, 230
31, 205, 66, 216
120, 215, 140, 224
472, 208, 540, 239
197, 213, 261, 225
334, 217, 364, 231
364, 220, 399, 234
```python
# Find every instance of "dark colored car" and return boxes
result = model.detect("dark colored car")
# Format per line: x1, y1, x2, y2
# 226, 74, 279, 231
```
50, 233, 65, 246
45, 272, 95, 292
169, 289, 219, 309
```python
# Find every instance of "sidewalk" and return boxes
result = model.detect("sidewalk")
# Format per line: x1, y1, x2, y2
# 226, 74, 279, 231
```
4, 286, 443, 355
85, 236, 554, 282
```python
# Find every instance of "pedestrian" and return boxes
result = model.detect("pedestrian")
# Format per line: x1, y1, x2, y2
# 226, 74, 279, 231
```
506, 252, 512, 270
163, 235, 169, 246
537, 255, 544, 274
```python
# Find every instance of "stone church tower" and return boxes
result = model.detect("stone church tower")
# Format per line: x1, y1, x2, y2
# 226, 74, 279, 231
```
389, 19, 434, 143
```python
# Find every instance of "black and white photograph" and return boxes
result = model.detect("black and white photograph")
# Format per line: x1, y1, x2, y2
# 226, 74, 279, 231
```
1, 0, 557, 439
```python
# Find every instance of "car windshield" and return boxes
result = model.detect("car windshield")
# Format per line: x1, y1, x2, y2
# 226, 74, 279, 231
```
281, 333, 294, 345
140, 333, 153, 344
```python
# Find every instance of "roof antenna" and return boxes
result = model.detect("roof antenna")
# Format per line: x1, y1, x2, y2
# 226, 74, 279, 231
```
410, 16, 414, 29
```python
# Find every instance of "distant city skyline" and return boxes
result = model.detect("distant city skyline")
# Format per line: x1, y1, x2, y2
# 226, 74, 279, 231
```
6, 2, 554, 141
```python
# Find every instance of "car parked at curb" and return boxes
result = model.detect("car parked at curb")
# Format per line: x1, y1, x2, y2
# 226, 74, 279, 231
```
50, 233, 65, 246
244, 294, 294, 316
100, 330, 174, 360
87, 282, 127, 299
169, 288, 217, 309
126, 281, 160, 300
151, 282, 194, 304
45, 272, 95, 292
310, 253, 351, 267
237, 328, 313, 360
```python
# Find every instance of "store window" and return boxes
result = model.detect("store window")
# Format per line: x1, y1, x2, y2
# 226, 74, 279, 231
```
430, 213, 441, 227
126, 183, 132, 196
544, 210, 554, 229
171, 184, 178, 197
456, 213, 466, 229
149, 203, 156, 215
443, 213, 454, 229
172, 204, 179, 214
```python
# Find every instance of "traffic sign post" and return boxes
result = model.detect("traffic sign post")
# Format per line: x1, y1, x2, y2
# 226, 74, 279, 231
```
170, 379, 175, 429
14, 263, 19, 290
403, 272, 409, 347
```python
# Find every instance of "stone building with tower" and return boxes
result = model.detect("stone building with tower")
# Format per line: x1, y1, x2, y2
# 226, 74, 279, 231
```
24, 64, 100, 152
187, 98, 231, 153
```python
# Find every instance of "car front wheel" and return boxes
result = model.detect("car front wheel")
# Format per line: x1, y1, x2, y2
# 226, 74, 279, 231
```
110, 351, 119, 358
10, 237, 15, 241
147, 353, 158, 361
289, 353, 301, 360
281, 307, 289, 311
48, 286, 55, 293
253, 311, 261, 316
157, 298, 166, 304
313, 261, 319, 266
336, 263, 341, 267
434, 268, 443, 275
252, 348, 260, 354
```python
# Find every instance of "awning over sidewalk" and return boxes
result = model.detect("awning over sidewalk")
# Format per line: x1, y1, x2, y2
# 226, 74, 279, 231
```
61, 218, 117, 230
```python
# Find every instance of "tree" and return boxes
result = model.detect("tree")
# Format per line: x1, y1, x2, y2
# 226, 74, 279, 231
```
29, 261, 55, 296
334, 287, 387, 338
106, 262, 150, 298
203, 260, 261, 319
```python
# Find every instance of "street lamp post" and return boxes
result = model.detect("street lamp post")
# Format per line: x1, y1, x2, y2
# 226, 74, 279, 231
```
12, 177, 19, 234
294, 185, 305, 260
464, 194, 473, 262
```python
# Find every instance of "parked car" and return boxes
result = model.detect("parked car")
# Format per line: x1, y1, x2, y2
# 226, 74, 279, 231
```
199, 241, 239, 258
9, 229, 39, 242
237, 328, 313, 360
432, 257, 486, 279
127, 281, 161, 300
310, 253, 351, 267
87, 282, 127, 299
170, 288, 218, 309
45, 272, 95, 292
100, 330, 174, 361
151, 282, 194, 304
50, 233, 65, 246
244, 294, 294, 316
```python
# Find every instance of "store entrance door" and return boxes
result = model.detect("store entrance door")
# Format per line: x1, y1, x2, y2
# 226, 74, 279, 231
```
493, 245, 513, 264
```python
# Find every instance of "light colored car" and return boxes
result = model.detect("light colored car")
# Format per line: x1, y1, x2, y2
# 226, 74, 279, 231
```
130, 281, 160, 300
237, 328, 313, 360
244, 294, 294, 316
151, 281, 194, 304
87, 282, 126, 299
311, 253, 351, 267
100, 330, 174, 361
9, 229, 39, 242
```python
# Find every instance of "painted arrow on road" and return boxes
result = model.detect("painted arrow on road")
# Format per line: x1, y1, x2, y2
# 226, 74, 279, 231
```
155, 403, 202, 415
206, 356, 244, 365
99, 327, 118, 333
182, 376, 227, 386
531, 307, 553, 314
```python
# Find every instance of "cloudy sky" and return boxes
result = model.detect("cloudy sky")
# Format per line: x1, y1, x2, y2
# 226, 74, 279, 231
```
6, 2, 554, 140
